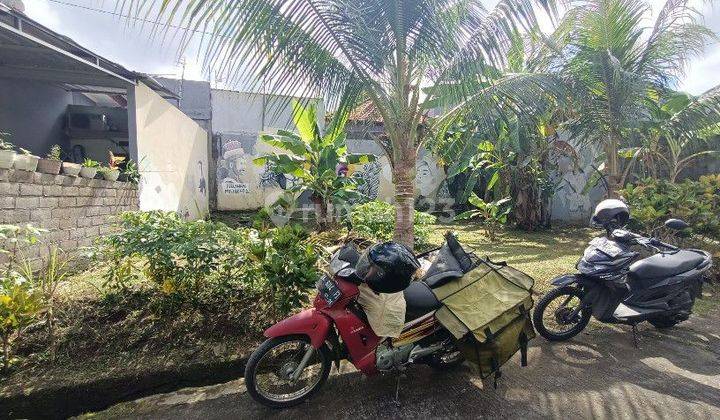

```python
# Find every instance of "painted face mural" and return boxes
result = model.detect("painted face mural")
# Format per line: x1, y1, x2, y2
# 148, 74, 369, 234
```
416, 156, 440, 197
217, 140, 252, 195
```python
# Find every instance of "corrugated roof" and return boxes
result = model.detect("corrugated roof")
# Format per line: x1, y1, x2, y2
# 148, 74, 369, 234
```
348, 99, 384, 124
0, 4, 177, 98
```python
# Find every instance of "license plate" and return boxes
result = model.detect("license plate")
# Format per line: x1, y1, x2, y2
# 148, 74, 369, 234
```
319, 276, 342, 306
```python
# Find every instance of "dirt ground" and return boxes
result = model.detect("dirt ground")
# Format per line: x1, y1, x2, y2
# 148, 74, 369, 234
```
91, 306, 720, 420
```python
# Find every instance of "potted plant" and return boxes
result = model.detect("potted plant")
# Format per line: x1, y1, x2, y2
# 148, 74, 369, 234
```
37, 144, 63, 175
0, 133, 15, 169
80, 158, 100, 178
62, 160, 82, 177
101, 151, 123, 181
98, 166, 121, 181
13, 148, 40, 172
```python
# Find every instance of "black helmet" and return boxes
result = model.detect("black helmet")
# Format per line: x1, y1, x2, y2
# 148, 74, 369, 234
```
591, 199, 630, 228
355, 242, 420, 294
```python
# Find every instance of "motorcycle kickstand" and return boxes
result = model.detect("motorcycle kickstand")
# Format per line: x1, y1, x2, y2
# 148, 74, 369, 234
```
631, 323, 639, 348
394, 372, 406, 407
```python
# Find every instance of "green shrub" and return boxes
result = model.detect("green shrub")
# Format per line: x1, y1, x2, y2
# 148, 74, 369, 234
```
455, 194, 511, 242
250, 224, 319, 317
622, 175, 720, 239
103, 211, 319, 319
350, 201, 437, 249
1, 275, 43, 370
104, 211, 249, 296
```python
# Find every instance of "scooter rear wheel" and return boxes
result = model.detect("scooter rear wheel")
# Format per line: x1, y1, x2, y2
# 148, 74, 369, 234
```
533, 286, 591, 341
648, 317, 682, 329
245, 336, 332, 408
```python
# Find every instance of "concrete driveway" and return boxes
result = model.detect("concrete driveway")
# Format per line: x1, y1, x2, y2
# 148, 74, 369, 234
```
93, 309, 720, 419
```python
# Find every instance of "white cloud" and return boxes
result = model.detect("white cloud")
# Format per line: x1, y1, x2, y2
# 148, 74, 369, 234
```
23, 0, 59, 27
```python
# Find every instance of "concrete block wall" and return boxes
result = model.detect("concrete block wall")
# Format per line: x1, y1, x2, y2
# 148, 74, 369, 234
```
0, 169, 139, 264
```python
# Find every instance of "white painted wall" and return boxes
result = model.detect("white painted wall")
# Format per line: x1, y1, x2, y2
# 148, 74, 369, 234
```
211, 89, 325, 133
133, 82, 210, 220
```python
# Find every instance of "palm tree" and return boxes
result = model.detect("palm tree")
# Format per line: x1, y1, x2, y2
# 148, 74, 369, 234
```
126, 0, 558, 247
556, 0, 716, 196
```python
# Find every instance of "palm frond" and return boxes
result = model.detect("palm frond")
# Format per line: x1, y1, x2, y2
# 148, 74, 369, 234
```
666, 86, 720, 139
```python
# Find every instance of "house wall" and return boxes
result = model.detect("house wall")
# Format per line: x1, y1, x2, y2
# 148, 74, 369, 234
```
132, 82, 210, 220
0, 78, 72, 155
0, 168, 138, 266
156, 78, 216, 209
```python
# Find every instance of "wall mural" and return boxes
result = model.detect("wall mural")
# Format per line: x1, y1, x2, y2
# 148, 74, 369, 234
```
549, 135, 605, 222
197, 161, 207, 196
215, 134, 449, 211
415, 155, 444, 199
212, 130, 605, 223
217, 140, 251, 195
352, 160, 381, 200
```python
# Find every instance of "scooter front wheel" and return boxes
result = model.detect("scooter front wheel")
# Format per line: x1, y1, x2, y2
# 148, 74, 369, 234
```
245, 336, 332, 408
533, 286, 591, 341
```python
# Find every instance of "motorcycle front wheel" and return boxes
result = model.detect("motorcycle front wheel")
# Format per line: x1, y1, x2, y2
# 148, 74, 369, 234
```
244, 336, 332, 408
533, 286, 591, 341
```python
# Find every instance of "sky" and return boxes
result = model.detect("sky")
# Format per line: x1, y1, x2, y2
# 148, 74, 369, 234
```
17, 0, 720, 95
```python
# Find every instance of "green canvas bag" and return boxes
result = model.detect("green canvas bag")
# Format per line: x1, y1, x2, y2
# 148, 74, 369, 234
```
431, 258, 536, 384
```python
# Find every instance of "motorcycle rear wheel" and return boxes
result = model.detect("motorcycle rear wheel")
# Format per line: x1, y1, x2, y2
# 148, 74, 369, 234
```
649, 285, 697, 329
648, 317, 682, 329
245, 336, 332, 408
533, 286, 591, 341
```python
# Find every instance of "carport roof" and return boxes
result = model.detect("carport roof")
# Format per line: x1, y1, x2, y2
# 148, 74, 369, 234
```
0, 4, 176, 97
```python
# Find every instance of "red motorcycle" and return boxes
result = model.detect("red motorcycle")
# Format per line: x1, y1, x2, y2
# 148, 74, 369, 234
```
244, 244, 464, 408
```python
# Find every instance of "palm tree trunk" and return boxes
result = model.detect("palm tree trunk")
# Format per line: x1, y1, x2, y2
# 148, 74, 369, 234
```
605, 132, 621, 197
391, 144, 417, 249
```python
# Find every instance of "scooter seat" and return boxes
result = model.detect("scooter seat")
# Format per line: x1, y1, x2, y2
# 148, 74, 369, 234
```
629, 250, 705, 279
403, 281, 442, 322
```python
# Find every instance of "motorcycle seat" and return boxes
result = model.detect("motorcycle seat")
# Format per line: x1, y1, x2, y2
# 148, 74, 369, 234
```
403, 281, 442, 322
629, 250, 705, 279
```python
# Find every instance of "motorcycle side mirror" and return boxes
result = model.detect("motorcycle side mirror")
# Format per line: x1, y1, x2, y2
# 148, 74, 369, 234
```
665, 218, 689, 231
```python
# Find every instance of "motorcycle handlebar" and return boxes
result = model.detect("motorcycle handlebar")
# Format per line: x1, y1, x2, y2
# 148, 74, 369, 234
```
635, 236, 678, 252
612, 229, 679, 252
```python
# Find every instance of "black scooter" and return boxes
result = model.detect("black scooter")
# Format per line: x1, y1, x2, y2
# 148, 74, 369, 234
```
533, 200, 713, 343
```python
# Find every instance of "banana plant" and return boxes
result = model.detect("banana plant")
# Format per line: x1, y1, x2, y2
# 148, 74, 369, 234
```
456, 193, 511, 242
253, 101, 375, 229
